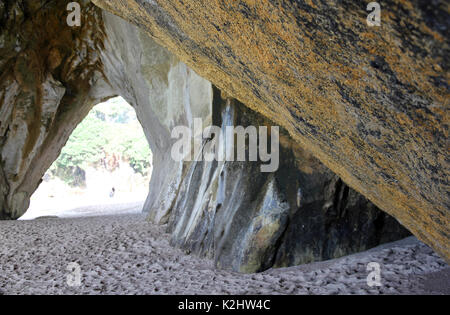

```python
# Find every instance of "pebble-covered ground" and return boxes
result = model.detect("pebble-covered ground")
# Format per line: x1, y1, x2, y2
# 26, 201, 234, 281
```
0, 214, 448, 295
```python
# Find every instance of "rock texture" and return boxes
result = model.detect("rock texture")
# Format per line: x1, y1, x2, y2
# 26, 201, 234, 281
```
91, 0, 450, 261
0, 1, 210, 220
167, 88, 410, 272
100, 8, 410, 272
0, 0, 438, 272
0, 0, 109, 219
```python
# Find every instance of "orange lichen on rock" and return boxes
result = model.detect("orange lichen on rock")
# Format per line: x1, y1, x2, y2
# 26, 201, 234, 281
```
91, 0, 449, 261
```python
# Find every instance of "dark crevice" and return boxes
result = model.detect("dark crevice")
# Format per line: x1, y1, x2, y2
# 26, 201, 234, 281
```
266, 216, 290, 272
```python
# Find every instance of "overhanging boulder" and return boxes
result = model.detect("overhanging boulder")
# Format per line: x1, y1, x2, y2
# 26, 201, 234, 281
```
91, 0, 450, 261
0, 0, 444, 270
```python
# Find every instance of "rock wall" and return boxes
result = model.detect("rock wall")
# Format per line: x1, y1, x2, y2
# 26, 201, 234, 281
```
166, 87, 409, 272
99, 10, 410, 272
98, 11, 213, 224
91, 0, 450, 261
0, 1, 212, 221
0, 0, 428, 272
0, 0, 111, 219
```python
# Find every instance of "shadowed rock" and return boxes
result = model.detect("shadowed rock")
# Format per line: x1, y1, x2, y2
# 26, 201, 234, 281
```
167, 88, 410, 272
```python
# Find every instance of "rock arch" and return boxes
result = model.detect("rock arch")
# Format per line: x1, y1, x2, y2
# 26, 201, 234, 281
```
0, 0, 445, 270
91, 0, 450, 262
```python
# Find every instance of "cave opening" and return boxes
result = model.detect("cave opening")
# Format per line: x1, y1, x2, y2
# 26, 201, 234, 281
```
20, 97, 153, 220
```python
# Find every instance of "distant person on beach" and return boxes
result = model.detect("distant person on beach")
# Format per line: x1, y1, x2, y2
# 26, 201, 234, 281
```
109, 187, 116, 198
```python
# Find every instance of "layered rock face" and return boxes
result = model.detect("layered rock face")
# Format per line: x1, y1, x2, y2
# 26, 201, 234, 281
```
167, 87, 410, 272
92, 0, 450, 260
0, 0, 438, 271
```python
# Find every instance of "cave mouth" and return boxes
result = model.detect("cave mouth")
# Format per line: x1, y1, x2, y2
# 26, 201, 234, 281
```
20, 97, 153, 220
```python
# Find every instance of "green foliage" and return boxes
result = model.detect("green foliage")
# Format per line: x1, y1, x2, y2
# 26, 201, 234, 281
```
49, 97, 152, 185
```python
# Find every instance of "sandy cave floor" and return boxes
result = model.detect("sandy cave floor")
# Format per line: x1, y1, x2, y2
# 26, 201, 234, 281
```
0, 213, 448, 295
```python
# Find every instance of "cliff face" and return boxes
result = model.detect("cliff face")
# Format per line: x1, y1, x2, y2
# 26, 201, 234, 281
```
167, 88, 410, 272
0, 0, 444, 270
91, 0, 449, 260
0, 0, 109, 218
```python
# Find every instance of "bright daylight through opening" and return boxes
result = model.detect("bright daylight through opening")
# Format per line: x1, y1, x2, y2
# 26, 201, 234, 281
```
20, 97, 153, 220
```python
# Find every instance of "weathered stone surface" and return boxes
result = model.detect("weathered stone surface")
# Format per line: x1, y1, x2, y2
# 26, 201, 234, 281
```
0, 0, 110, 219
92, 0, 450, 260
99, 11, 213, 224
0, 1, 212, 221
97, 11, 408, 272
0, 0, 438, 272
167, 89, 410, 272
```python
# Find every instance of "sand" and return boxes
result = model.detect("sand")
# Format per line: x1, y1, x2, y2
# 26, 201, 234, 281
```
0, 212, 448, 295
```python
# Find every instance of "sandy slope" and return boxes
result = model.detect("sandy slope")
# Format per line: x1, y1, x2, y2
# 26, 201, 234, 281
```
0, 213, 448, 295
